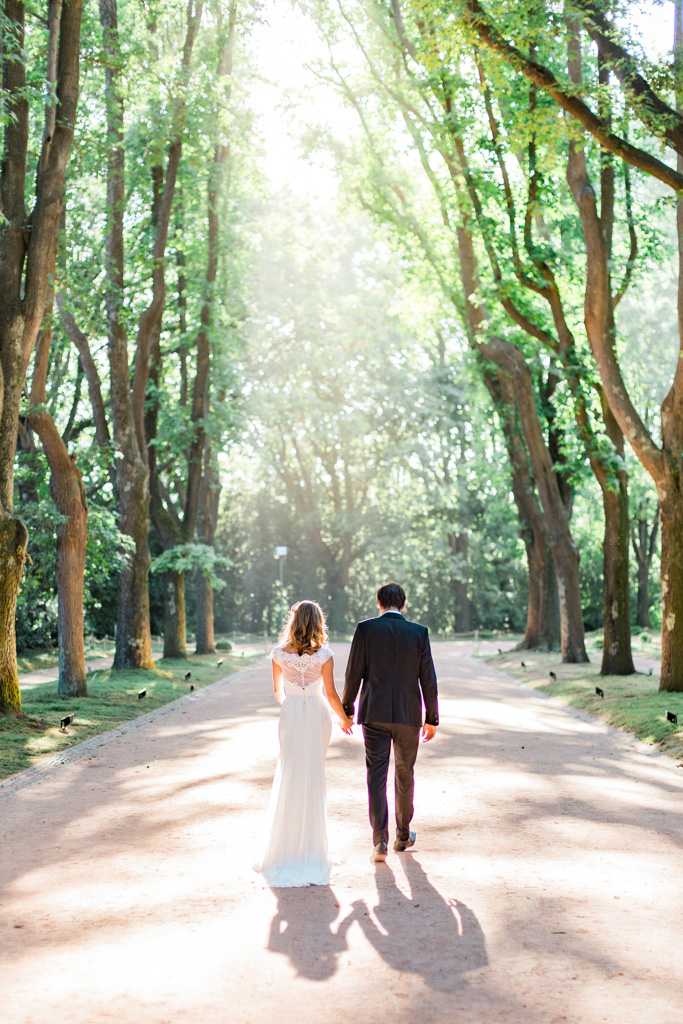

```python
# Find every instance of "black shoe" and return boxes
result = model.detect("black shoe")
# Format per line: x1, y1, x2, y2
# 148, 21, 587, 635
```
393, 831, 416, 852
372, 842, 388, 863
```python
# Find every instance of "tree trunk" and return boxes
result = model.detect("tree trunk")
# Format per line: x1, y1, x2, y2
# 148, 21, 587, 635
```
520, 519, 545, 649
29, 421, 89, 696
593, 398, 635, 675
486, 370, 560, 650
632, 512, 657, 629
29, 208, 89, 696
636, 558, 650, 629
54, 470, 88, 695
113, 461, 153, 669
657, 484, 683, 691
600, 479, 635, 674
146, 316, 186, 660
482, 339, 588, 663
537, 545, 561, 650
195, 439, 220, 656
0, 514, 28, 713
195, 573, 216, 654
163, 568, 187, 659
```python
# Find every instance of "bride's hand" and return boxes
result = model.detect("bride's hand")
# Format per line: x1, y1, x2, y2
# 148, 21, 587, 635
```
339, 715, 353, 735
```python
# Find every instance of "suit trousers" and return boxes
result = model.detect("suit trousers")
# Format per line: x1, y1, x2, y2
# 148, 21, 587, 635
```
362, 722, 421, 847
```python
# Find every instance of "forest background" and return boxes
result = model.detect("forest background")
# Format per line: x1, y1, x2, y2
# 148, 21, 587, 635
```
1, 0, 680, 718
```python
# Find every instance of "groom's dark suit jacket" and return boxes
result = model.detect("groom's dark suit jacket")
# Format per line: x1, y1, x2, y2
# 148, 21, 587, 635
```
342, 612, 439, 729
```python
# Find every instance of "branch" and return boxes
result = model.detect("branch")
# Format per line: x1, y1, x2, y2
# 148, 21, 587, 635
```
25, 0, 84, 340
61, 356, 84, 444
57, 292, 111, 450
612, 157, 638, 308
132, 0, 205, 462
575, 0, 683, 155
461, 0, 683, 191
1, 1, 29, 302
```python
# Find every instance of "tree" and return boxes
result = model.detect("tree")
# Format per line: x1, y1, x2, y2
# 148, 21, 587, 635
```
58, 0, 203, 669
308, 0, 589, 658
146, 4, 238, 657
29, 289, 88, 696
0, 0, 84, 712
460, 0, 683, 689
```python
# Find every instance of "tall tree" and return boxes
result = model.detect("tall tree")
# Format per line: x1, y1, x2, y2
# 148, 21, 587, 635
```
313, 1, 588, 658
29, 287, 88, 697
458, 0, 683, 689
146, 4, 237, 658
60, 0, 203, 669
0, 0, 83, 712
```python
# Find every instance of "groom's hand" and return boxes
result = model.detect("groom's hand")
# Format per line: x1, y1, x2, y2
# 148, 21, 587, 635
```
421, 723, 437, 742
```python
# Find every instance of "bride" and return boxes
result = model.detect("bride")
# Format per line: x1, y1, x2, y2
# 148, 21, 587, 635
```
256, 600, 353, 887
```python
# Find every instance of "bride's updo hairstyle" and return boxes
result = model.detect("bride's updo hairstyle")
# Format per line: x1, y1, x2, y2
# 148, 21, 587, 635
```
279, 600, 328, 655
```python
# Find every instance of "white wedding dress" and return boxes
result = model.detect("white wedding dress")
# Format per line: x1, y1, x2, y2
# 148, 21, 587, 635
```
256, 644, 334, 887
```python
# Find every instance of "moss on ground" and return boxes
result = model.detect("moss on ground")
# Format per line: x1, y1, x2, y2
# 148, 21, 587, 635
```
487, 647, 683, 762
0, 652, 261, 780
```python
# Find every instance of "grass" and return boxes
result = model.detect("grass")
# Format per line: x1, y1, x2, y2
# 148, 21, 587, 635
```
0, 651, 262, 780
486, 646, 683, 763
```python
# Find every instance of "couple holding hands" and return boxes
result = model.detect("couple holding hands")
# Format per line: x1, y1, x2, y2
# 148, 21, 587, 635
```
256, 582, 439, 887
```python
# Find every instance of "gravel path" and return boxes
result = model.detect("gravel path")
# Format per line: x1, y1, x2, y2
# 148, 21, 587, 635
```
1, 642, 681, 1024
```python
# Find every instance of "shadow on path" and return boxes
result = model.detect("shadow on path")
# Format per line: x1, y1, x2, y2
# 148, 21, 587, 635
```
267, 857, 486, 991
354, 856, 487, 991
267, 885, 355, 980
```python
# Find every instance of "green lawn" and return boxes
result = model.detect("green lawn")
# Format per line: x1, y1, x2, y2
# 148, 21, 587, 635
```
487, 647, 683, 762
0, 651, 261, 780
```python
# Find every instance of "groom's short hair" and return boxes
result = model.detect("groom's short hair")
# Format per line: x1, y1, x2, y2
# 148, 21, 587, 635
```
377, 582, 406, 610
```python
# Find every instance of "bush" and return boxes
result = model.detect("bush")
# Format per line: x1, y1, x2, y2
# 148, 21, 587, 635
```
215, 639, 233, 651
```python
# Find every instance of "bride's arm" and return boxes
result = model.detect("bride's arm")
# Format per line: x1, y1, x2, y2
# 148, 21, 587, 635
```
321, 658, 353, 734
272, 660, 285, 705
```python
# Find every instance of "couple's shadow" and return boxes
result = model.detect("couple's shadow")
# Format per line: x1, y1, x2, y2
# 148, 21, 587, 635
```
267, 856, 487, 990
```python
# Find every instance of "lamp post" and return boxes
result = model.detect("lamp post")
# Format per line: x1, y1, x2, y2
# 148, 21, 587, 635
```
274, 546, 288, 630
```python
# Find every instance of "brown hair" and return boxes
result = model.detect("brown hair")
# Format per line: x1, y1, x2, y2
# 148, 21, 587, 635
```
377, 581, 406, 610
279, 600, 329, 654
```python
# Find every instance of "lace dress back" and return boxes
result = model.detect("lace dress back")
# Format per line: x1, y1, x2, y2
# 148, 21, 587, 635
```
255, 644, 335, 887
271, 645, 332, 698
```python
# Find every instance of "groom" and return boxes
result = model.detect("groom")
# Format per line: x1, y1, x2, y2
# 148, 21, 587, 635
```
342, 582, 439, 863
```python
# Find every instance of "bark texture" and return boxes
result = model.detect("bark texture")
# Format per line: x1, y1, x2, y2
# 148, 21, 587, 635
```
454, 215, 587, 662
195, 440, 220, 654
631, 506, 658, 629
163, 569, 187, 659
30, 312, 88, 696
487, 371, 561, 650
0, 516, 29, 713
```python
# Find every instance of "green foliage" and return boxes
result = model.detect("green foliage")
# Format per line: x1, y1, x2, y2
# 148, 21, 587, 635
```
212, 195, 529, 633
151, 543, 231, 589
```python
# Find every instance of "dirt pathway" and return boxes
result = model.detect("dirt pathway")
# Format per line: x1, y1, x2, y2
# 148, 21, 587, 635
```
1, 643, 681, 1024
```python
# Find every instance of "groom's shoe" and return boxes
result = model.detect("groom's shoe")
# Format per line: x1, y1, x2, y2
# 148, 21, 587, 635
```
372, 842, 388, 863
393, 831, 416, 853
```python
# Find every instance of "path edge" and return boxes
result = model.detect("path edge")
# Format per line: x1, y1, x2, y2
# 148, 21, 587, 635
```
475, 654, 683, 773
0, 658, 266, 803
